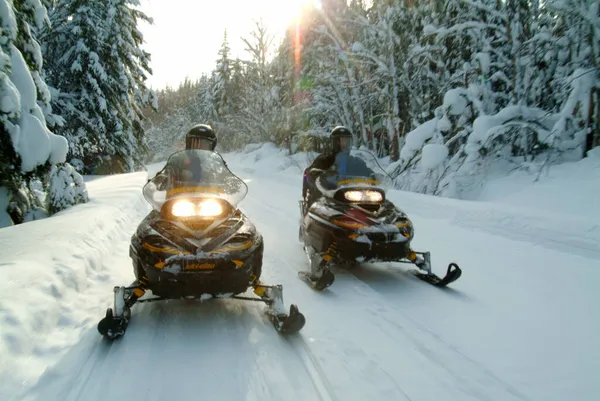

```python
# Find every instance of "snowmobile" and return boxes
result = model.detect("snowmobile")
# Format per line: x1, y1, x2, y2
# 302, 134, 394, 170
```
97, 149, 306, 339
298, 149, 462, 291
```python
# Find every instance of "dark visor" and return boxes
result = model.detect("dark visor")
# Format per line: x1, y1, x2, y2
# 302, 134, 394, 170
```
187, 137, 214, 150
338, 136, 352, 152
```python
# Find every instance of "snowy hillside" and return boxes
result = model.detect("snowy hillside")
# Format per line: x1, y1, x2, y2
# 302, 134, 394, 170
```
1, 144, 599, 401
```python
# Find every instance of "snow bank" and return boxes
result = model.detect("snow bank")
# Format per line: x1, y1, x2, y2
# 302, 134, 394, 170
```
0, 171, 149, 400
225, 142, 318, 176
386, 183, 600, 260
421, 144, 448, 169
472, 146, 600, 218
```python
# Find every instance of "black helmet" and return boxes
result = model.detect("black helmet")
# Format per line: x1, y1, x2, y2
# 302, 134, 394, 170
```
330, 125, 353, 153
185, 124, 217, 150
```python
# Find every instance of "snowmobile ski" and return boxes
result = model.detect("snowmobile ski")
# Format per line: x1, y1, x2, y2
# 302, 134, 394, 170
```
412, 262, 462, 287
298, 268, 335, 291
97, 307, 130, 339
97, 283, 307, 339
267, 304, 306, 334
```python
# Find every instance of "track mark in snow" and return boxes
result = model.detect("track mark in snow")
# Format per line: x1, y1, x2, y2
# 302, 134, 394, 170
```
288, 335, 338, 401
244, 190, 529, 401
340, 270, 531, 401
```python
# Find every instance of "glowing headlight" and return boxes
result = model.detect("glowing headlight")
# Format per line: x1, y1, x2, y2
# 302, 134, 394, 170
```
343, 190, 383, 202
344, 191, 364, 202
197, 199, 223, 217
171, 200, 195, 217
365, 190, 383, 202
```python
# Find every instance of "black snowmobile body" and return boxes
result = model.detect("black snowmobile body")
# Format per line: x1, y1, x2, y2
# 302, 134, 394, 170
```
301, 196, 414, 264
98, 149, 305, 339
129, 207, 264, 299
298, 149, 462, 290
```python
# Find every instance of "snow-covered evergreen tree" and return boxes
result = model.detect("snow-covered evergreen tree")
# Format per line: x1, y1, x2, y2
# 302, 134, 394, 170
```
41, 0, 155, 174
0, 0, 87, 227
212, 30, 232, 122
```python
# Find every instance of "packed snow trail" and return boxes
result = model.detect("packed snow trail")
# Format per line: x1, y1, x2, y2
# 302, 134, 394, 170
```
2, 154, 599, 401
231, 166, 600, 401
22, 301, 330, 401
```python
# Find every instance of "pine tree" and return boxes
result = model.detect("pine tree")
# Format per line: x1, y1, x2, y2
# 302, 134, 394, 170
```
0, 0, 87, 227
41, 0, 154, 174
212, 30, 232, 121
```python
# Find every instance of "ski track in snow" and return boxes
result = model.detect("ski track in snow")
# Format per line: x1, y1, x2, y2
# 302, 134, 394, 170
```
239, 169, 599, 401
21, 297, 332, 401
243, 186, 529, 401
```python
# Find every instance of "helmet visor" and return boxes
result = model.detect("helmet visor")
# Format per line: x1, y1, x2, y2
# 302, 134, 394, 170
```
187, 137, 215, 150
337, 136, 353, 152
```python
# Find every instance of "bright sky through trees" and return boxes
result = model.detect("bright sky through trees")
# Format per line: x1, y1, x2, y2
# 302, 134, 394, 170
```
139, 0, 321, 89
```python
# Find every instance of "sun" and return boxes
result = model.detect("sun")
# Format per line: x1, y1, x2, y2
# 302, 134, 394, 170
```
256, 0, 322, 34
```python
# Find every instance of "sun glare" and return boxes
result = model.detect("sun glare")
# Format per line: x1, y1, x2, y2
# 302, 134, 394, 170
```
256, 0, 321, 34
138, 0, 323, 89
284, 0, 322, 24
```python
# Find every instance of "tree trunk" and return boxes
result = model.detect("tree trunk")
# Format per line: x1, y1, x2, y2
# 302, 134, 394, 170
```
585, 87, 600, 155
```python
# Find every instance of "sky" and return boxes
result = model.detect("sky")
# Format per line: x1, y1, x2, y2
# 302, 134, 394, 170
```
138, 0, 321, 90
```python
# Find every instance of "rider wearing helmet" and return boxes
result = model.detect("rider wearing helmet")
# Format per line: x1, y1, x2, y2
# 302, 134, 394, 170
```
185, 124, 218, 151
301, 126, 354, 212
152, 124, 225, 189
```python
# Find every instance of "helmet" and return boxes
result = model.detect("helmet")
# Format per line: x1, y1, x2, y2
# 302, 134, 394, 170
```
330, 126, 353, 153
185, 124, 217, 150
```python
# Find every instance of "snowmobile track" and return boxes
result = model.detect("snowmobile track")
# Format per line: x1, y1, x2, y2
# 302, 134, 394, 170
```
287, 335, 338, 401
264, 232, 528, 401
344, 272, 531, 401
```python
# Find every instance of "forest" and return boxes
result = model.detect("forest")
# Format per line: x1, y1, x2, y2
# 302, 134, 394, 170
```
145, 0, 600, 197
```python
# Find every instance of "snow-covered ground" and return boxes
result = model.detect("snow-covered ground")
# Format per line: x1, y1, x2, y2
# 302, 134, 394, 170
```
1, 143, 599, 401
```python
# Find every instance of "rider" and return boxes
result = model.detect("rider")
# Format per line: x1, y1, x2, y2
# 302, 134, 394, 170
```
301, 126, 353, 212
153, 124, 224, 189
184, 123, 218, 152
153, 124, 272, 301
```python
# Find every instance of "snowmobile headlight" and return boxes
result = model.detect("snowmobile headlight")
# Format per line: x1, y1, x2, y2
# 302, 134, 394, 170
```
364, 190, 383, 202
171, 200, 195, 217
344, 190, 364, 202
343, 190, 383, 203
197, 199, 223, 217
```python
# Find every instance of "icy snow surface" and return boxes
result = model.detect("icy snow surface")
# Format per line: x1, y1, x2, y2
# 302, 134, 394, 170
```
1, 143, 599, 401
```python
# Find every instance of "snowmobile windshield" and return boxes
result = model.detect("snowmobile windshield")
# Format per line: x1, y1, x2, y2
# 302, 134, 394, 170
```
317, 150, 393, 193
143, 150, 247, 211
